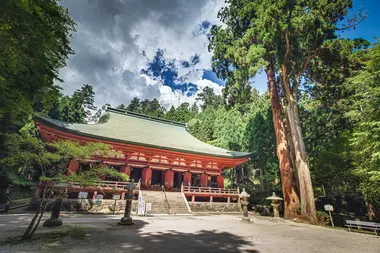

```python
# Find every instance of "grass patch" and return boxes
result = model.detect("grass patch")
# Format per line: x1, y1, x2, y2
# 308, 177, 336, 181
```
10, 197, 32, 204
0, 225, 91, 246
33, 225, 89, 242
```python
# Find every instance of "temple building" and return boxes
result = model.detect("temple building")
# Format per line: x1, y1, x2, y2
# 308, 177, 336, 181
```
34, 107, 250, 205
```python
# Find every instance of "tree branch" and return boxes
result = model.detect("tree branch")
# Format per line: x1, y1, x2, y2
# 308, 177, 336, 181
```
336, 13, 367, 31
293, 51, 316, 95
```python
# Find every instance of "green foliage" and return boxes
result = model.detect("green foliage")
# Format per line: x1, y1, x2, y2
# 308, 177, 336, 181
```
126, 97, 141, 112
195, 86, 223, 110
48, 84, 96, 123
0, 0, 75, 132
316, 211, 331, 226
165, 103, 193, 123
345, 41, 380, 203
42, 165, 129, 185
212, 107, 244, 151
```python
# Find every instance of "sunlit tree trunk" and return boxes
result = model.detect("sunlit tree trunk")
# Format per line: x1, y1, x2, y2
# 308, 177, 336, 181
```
285, 91, 317, 223
266, 66, 300, 219
365, 198, 376, 221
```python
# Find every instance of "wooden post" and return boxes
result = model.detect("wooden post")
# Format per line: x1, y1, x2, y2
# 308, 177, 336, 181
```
165, 169, 174, 190
200, 173, 208, 187
217, 175, 224, 188
93, 191, 97, 201
142, 167, 152, 188
121, 192, 125, 200
227, 197, 230, 203
210, 196, 213, 203
120, 165, 131, 176
192, 195, 195, 203
184, 171, 191, 186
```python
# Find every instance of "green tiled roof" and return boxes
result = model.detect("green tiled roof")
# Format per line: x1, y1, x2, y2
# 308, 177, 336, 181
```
35, 107, 251, 159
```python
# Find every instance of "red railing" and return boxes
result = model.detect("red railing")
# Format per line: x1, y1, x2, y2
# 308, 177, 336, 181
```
183, 186, 239, 196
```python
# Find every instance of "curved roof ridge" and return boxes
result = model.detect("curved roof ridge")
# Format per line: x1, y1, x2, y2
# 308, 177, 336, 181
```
107, 107, 186, 128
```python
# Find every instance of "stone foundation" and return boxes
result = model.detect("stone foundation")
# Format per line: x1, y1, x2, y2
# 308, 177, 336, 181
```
189, 202, 241, 213
59, 199, 138, 214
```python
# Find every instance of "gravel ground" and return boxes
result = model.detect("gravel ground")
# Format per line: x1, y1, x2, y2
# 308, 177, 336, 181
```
0, 213, 379, 253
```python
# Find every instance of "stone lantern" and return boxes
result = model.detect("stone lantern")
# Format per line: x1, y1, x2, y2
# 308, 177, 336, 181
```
43, 183, 71, 227
266, 192, 283, 218
239, 188, 250, 222
119, 179, 136, 225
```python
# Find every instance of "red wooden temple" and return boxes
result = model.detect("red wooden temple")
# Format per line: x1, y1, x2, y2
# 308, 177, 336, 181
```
34, 107, 250, 201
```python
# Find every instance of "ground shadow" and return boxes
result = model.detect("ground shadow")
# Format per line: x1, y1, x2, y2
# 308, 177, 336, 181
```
116, 229, 259, 253
1, 215, 259, 253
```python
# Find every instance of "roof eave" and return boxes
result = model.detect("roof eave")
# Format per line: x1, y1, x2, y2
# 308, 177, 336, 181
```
34, 116, 252, 160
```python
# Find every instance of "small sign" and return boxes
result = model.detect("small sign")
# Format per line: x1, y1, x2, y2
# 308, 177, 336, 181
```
324, 204, 334, 211
112, 194, 121, 200
78, 192, 88, 199
96, 194, 104, 200
146, 203, 152, 212
138, 197, 145, 215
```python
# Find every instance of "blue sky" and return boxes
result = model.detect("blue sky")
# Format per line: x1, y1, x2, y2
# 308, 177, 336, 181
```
249, 0, 380, 94
59, 0, 379, 108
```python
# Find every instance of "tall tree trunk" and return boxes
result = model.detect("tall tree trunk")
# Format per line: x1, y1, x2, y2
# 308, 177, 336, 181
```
285, 94, 317, 223
266, 66, 300, 219
365, 198, 375, 221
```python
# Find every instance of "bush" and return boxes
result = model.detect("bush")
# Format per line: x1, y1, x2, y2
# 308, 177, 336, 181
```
316, 211, 331, 225
255, 205, 272, 216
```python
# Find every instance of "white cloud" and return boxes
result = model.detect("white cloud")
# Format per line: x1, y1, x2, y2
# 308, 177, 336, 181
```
58, 0, 226, 110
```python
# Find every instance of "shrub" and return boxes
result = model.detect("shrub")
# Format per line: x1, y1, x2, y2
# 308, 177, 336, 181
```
316, 211, 331, 225
255, 205, 272, 216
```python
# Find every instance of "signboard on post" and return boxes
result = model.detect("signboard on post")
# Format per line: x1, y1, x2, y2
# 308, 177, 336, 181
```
324, 205, 334, 211
324, 204, 335, 227
112, 194, 121, 214
112, 194, 121, 200
146, 203, 152, 213
95, 194, 103, 206
78, 192, 88, 199
138, 197, 145, 215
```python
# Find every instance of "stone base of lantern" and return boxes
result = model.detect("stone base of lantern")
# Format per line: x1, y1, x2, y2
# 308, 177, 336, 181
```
43, 218, 63, 227
241, 217, 251, 223
118, 216, 134, 225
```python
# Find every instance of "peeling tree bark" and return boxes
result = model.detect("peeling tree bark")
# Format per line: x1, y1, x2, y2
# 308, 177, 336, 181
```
266, 66, 300, 219
285, 94, 317, 223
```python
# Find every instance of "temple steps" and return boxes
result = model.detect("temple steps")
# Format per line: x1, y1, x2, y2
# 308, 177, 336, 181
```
141, 191, 191, 215
165, 192, 191, 215
141, 191, 169, 214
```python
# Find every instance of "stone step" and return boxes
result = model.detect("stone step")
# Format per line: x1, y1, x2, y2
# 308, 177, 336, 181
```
141, 190, 190, 214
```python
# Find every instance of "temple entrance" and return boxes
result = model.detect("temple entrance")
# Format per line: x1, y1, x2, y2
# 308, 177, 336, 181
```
151, 169, 163, 186
130, 167, 142, 183
192, 174, 200, 187
210, 176, 218, 188
173, 171, 183, 189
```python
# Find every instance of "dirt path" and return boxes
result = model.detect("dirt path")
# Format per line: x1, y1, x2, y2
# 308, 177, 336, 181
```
0, 214, 379, 253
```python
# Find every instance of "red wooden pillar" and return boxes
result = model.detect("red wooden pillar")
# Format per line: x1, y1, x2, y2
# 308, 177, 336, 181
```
120, 165, 131, 176
184, 172, 191, 186
217, 175, 224, 189
142, 167, 152, 188
66, 160, 79, 176
200, 173, 208, 187
165, 170, 174, 190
